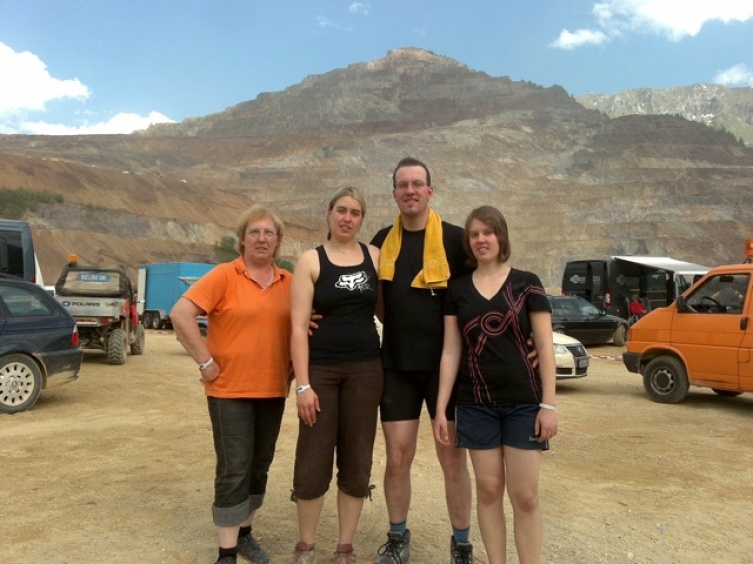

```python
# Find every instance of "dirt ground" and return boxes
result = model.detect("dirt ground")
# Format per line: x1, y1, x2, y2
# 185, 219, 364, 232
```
2, 331, 753, 564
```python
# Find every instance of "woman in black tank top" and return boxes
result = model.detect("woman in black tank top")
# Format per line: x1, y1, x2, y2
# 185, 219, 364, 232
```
289, 187, 383, 563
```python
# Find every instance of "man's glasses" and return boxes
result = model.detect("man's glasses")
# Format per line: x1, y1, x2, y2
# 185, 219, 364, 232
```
394, 180, 427, 191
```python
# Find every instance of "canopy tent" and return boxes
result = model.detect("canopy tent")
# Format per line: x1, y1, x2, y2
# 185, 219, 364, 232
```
611, 256, 710, 276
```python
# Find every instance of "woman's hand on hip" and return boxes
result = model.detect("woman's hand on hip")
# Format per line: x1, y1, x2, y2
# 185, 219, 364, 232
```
199, 362, 220, 384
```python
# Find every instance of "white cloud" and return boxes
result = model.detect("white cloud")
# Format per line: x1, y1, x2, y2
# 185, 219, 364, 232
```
0, 41, 174, 135
552, 0, 753, 49
550, 29, 610, 50
348, 2, 370, 16
595, 0, 753, 40
18, 111, 175, 135
715, 63, 753, 86
316, 16, 338, 28
0, 41, 90, 117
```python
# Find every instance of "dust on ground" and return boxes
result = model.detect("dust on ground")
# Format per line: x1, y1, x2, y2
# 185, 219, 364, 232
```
2, 331, 752, 563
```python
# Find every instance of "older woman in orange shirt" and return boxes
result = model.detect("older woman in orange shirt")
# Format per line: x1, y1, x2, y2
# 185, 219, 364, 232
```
172, 205, 292, 564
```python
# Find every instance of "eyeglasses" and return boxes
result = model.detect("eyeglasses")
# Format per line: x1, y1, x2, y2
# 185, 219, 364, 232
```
246, 229, 278, 239
394, 180, 427, 191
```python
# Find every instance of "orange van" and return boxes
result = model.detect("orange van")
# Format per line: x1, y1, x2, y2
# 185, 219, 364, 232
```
623, 240, 753, 403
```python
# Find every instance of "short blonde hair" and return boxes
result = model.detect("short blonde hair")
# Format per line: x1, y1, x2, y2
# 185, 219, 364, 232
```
235, 205, 285, 258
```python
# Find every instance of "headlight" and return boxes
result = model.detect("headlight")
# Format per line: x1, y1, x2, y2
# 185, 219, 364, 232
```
553, 343, 569, 355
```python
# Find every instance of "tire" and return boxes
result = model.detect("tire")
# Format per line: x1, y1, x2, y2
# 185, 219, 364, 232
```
643, 356, 689, 403
131, 324, 146, 355
199, 325, 208, 338
142, 312, 153, 329
107, 328, 128, 365
711, 388, 742, 398
0, 353, 43, 414
151, 315, 162, 330
612, 324, 627, 347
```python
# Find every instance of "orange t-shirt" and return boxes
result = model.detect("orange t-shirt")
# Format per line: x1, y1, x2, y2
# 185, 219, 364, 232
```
183, 257, 292, 398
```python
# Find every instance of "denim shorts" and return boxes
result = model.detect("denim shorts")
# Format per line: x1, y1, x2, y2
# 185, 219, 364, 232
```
455, 403, 549, 451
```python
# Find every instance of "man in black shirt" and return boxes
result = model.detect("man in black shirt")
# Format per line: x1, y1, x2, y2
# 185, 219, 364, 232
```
371, 157, 474, 564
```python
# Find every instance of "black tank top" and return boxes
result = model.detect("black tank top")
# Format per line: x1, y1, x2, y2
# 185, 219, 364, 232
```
309, 243, 381, 365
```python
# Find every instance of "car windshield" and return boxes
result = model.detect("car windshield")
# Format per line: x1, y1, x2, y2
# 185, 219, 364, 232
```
686, 273, 749, 313
577, 299, 601, 316
56, 267, 130, 298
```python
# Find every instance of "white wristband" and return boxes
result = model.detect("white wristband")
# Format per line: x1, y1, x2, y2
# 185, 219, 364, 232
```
296, 384, 312, 395
539, 402, 556, 411
198, 357, 215, 370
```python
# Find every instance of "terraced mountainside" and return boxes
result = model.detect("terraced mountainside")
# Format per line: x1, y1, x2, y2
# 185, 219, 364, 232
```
1, 47, 752, 288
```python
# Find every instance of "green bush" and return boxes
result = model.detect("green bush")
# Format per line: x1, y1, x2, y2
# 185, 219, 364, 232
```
0, 187, 63, 219
275, 258, 295, 272
214, 236, 239, 262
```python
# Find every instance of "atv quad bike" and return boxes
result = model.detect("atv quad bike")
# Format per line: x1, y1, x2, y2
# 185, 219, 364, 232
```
55, 260, 145, 365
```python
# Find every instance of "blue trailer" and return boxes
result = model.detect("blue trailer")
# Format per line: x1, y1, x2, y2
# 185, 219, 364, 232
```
137, 262, 215, 332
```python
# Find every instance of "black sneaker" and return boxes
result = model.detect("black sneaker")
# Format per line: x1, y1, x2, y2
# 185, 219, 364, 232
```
375, 529, 410, 563
237, 534, 269, 563
450, 536, 473, 564
215, 556, 236, 564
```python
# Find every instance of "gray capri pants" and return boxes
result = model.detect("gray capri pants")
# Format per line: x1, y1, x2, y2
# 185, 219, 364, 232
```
293, 358, 383, 500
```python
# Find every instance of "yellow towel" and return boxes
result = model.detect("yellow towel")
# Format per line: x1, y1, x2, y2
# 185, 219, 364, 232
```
379, 208, 451, 289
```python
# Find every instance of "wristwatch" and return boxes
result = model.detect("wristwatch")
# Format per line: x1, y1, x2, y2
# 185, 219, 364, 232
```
296, 384, 312, 394
198, 357, 214, 370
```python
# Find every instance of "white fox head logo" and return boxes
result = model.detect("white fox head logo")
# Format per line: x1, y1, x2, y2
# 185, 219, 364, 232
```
336, 271, 371, 291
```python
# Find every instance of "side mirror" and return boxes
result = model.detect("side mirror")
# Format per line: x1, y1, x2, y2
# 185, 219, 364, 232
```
677, 296, 692, 313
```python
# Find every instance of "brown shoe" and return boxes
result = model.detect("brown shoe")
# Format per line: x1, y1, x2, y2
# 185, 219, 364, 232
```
292, 541, 316, 564
335, 543, 356, 563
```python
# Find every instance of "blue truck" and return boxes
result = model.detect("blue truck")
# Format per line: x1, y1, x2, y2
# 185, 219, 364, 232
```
137, 262, 215, 334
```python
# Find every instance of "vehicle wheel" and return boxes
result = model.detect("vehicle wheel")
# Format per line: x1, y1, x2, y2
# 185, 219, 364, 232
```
131, 324, 146, 355
612, 324, 627, 346
0, 354, 43, 414
142, 312, 153, 329
107, 328, 128, 365
151, 315, 162, 330
199, 325, 208, 338
643, 356, 689, 403
711, 388, 742, 397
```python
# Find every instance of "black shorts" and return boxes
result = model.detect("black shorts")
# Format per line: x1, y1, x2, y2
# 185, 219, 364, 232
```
455, 403, 549, 451
379, 369, 456, 422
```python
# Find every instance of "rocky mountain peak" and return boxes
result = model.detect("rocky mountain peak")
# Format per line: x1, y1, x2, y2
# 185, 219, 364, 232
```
1, 49, 752, 289
146, 47, 576, 139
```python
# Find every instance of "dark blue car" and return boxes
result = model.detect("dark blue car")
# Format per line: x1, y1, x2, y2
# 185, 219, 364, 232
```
0, 274, 83, 413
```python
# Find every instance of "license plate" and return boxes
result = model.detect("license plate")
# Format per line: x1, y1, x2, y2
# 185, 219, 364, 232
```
577, 358, 589, 368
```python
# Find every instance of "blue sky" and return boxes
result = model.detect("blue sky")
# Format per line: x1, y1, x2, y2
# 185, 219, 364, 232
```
1, 0, 752, 135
